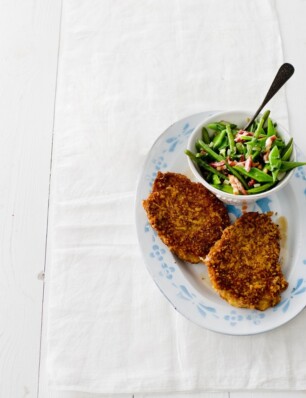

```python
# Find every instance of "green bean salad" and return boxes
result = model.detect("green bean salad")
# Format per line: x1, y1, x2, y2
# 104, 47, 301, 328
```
185, 110, 306, 195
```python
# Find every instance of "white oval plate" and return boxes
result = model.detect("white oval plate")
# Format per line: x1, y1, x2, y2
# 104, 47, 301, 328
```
135, 112, 306, 335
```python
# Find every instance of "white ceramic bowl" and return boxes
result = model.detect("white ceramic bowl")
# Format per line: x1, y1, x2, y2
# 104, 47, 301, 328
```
187, 110, 296, 204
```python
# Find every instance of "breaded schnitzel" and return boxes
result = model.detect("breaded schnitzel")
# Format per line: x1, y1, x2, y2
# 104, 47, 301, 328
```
143, 172, 230, 263
204, 212, 288, 310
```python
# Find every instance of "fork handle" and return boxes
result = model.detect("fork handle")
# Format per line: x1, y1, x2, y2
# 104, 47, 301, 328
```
244, 63, 295, 131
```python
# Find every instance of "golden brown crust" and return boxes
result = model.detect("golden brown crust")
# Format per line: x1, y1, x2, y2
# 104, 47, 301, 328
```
143, 172, 230, 263
204, 212, 288, 310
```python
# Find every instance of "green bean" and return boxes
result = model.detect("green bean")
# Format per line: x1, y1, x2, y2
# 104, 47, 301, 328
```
236, 142, 246, 154
218, 137, 229, 150
267, 117, 275, 137
280, 161, 306, 172
185, 150, 228, 180
259, 127, 266, 136
195, 141, 202, 152
213, 129, 227, 149
219, 121, 237, 129
272, 169, 279, 182
239, 135, 253, 141
274, 139, 286, 149
281, 138, 293, 154
226, 124, 236, 155
246, 110, 271, 158
258, 137, 268, 146
254, 110, 270, 139
233, 166, 274, 182
207, 123, 224, 131
281, 138, 293, 160
201, 127, 211, 144
212, 131, 221, 145
249, 122, 256, 133
281, 145, 293, 161
268, 145, 281, 171
212, 174, 221, 185
198, 140, 224, 161
212, 184, 234, 194
247, 182, 275, 194
252, 150, 261, 160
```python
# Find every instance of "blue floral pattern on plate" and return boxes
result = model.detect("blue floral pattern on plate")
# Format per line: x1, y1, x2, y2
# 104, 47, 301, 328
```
273, 278, 306, 313
136, 111, 306, 335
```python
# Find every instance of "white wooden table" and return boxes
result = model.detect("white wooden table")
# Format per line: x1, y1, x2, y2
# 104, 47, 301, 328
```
1, 1, 306, 397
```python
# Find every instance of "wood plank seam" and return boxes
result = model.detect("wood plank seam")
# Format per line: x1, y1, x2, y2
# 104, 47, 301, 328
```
36, 1, 64, 397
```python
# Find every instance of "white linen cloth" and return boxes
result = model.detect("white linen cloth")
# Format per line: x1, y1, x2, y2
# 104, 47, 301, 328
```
47, 0, 306, 395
